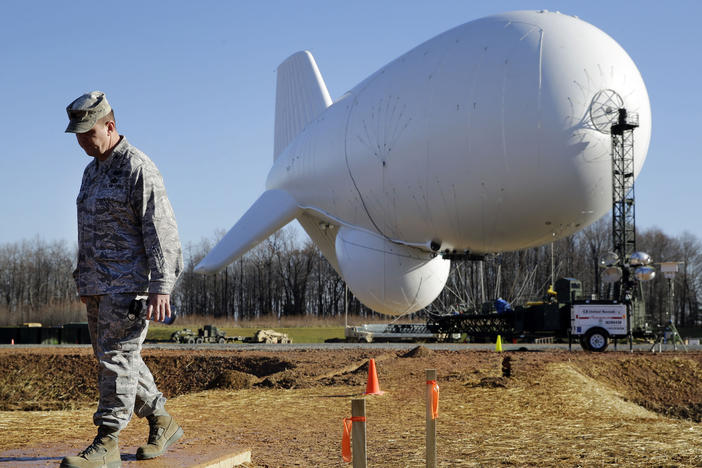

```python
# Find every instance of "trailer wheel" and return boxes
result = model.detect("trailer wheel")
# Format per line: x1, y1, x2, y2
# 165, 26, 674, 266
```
195, 337, 203, 344
583, 328, 609, 352
187, 337, 195, 344
218, 337, 226, 344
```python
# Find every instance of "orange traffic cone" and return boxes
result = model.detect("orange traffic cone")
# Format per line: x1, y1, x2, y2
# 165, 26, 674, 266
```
364, 358, 385, 395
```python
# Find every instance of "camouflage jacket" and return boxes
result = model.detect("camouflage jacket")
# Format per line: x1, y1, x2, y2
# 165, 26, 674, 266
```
73, 137, 183, 295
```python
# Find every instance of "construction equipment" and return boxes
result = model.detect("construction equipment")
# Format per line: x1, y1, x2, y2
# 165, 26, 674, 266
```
243, 329, 292, 344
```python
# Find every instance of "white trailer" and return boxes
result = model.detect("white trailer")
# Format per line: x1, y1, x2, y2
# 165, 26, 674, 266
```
571, 301, 628, 352
345, 324, 455, 343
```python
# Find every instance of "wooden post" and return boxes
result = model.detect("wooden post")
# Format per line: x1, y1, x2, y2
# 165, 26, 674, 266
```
352, 398, 367, 468
426, 369, 437, 468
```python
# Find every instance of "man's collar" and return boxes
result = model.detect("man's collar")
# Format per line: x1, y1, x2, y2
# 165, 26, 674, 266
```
96, 136, 127, 171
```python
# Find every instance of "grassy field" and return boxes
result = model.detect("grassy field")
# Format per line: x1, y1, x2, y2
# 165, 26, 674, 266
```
146, 314, 424, 343
147, 324, 346, 343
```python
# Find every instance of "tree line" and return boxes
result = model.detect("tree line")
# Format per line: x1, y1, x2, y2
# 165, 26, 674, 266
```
0, 237, 83, 325
1, 219, 700, 328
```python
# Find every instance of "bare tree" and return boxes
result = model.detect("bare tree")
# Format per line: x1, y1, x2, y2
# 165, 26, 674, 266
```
4, 220, 701, 326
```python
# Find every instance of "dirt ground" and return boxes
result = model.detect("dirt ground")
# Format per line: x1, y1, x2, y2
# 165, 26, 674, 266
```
1, 346, 702, 467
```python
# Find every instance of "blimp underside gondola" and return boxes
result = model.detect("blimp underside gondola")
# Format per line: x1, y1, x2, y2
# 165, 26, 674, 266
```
196, 10, 651, 317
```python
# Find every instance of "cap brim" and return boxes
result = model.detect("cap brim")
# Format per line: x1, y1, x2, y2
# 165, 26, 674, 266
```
65, 118, 96, 134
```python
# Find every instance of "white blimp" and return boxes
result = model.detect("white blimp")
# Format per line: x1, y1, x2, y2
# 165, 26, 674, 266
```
196, 10, 651, 316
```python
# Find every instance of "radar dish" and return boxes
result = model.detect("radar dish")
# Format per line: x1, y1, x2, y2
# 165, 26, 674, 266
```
629, 251, 652, 267
602, 266, 623, 283
589, 89, 624, 134
634, 266, 656, 282
599, 251, 619, 268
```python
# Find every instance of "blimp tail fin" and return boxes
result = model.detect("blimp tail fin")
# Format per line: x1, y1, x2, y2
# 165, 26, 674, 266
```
194, 190, 301, 274
274, 51, 332, 160
297, 212, 342, 274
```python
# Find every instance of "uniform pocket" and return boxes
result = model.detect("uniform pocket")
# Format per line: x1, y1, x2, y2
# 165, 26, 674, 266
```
94, 248, 129, 261
94, 185, 139, 257
99, 294, 148, 352
96, 189, 128, 220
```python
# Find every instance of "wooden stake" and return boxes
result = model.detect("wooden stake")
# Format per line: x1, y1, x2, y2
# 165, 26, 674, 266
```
426, 369, 437, 468
352, 398, 367, 468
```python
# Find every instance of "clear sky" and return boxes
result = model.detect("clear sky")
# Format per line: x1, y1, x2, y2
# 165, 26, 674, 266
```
0, 0, 699, 249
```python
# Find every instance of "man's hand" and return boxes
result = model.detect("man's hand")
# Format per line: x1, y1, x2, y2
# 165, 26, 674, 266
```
147, 293, 171, 322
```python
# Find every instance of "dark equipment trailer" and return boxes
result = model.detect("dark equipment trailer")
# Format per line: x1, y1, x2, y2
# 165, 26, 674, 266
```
427, 302, 567, 342
427, 278, 641, 352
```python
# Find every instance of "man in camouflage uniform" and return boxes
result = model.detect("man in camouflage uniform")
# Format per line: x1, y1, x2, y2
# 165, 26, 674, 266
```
61, 91, 184, 468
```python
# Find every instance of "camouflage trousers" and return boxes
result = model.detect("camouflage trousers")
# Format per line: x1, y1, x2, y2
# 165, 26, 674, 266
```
85, 294, 166, 431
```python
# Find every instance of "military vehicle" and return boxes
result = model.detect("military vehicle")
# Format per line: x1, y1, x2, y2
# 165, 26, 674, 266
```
170, 325, 243, 344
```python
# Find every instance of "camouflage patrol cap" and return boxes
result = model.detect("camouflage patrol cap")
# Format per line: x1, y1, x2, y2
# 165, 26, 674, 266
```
65, 91, 112, 133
